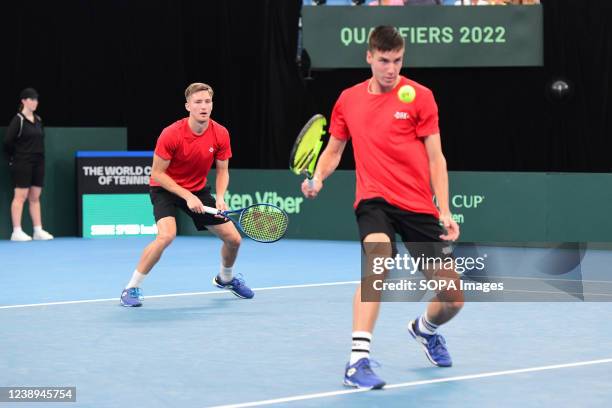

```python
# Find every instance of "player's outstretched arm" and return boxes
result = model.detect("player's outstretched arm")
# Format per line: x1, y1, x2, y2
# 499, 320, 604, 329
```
302, 136, 347, 199
424, 134, 460, 241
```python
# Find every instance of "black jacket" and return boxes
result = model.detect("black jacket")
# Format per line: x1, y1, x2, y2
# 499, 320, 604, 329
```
3, 113, 45, 158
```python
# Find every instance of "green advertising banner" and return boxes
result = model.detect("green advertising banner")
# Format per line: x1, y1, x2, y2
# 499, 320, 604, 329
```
182, 170, 612, 242
71, 161, 612, 242
302, 5, 543, 68
546, 173, 612, 242
448, 172, 548, 242
177, 170, 359, 240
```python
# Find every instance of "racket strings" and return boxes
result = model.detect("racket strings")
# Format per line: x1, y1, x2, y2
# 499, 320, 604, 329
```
240, 205, 289, 242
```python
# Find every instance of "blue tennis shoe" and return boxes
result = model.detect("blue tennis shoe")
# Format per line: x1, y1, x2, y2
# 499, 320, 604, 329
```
120, 287, 143, 307
408, 318, 452, 367
343, 358, 386, 389
213, 274, 254, 299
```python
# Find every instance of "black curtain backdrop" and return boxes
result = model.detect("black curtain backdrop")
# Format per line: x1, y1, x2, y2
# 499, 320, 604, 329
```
1, 0, 611, 172
1, 0, 307, 168
305, 0, 612, 172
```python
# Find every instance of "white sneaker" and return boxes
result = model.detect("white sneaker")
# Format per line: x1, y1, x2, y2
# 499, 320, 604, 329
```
11, 230, 33, 242
33, 229, 54, 240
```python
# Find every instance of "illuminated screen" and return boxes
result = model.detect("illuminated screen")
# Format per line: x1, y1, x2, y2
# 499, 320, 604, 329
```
82, 194, 157, 238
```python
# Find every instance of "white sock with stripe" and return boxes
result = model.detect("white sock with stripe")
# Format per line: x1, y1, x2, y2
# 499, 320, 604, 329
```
417, 313, 439, 336
350, 331, 372, 365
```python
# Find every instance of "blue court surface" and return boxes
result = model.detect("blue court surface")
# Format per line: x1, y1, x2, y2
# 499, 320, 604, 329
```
1, 237, 611, 407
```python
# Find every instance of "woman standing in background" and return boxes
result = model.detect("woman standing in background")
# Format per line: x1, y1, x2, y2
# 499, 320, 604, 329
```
3, 88, 53, 241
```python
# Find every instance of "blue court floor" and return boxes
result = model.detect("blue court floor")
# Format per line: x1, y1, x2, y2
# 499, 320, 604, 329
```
1, 237, 611, 407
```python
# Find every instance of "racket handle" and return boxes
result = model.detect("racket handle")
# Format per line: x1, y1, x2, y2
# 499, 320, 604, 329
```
202, 205, 221, 215
307, 178, 314, 189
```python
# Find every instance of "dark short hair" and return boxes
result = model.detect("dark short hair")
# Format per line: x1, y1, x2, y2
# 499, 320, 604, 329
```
368, 26, 404, 53
20, 87, 39, 100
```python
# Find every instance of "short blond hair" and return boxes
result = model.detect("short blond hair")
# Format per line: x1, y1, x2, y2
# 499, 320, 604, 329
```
185, 82, 214, 101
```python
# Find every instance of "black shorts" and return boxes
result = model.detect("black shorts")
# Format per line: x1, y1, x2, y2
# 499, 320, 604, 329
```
150, 186, 229, 231
9, 154, 45, 188
355, 197, 449, 258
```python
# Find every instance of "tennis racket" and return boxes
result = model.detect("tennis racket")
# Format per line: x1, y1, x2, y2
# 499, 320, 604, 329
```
203, 203, 289, 243
289, 114, 327, 188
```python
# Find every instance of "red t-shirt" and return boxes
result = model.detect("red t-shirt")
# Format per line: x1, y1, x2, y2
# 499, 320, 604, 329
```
150, 118, 232, 191
329, 76, 440, 217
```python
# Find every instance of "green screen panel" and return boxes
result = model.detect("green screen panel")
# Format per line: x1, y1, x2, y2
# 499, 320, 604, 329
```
82, 194, 156, 238
302, 5, 543, 68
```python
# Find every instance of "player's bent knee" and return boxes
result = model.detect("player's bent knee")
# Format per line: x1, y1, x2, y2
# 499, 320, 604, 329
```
225, 233, 241, 248
446, 300, 464, 312
363, 232, 391, 243
157, 233, 176, 247
363, 234, 393, 255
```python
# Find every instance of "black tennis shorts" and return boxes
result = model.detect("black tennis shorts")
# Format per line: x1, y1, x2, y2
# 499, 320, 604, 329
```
355, 197, 449, 258
150, 186, 229, 231
10, 154, 45, 188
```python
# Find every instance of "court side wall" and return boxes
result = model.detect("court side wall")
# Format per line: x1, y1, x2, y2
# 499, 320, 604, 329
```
188, 170, 612, 242
0, 127, 127, 239
2, 145, 611, 242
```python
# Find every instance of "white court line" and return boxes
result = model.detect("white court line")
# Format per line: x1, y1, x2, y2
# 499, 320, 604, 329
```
395, 276, 612, 284
461, 275, 612, 284
3, 279, 611, 309
503, 289, 612, 297
208, 358, 612, 408
0, 281, 360, 310
388, 277, 612, 297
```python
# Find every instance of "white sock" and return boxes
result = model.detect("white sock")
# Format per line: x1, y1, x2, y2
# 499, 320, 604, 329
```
13, 226, 23, 233
417, 313, 439, 336
219, 264, 233, 283
33, 226, 43, 233
350, 331, 372, 365
126, 270, 147, 289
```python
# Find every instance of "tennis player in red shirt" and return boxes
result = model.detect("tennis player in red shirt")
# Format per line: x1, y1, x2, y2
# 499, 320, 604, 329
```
121, 83, 253, 307
302, 26, 463, 388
